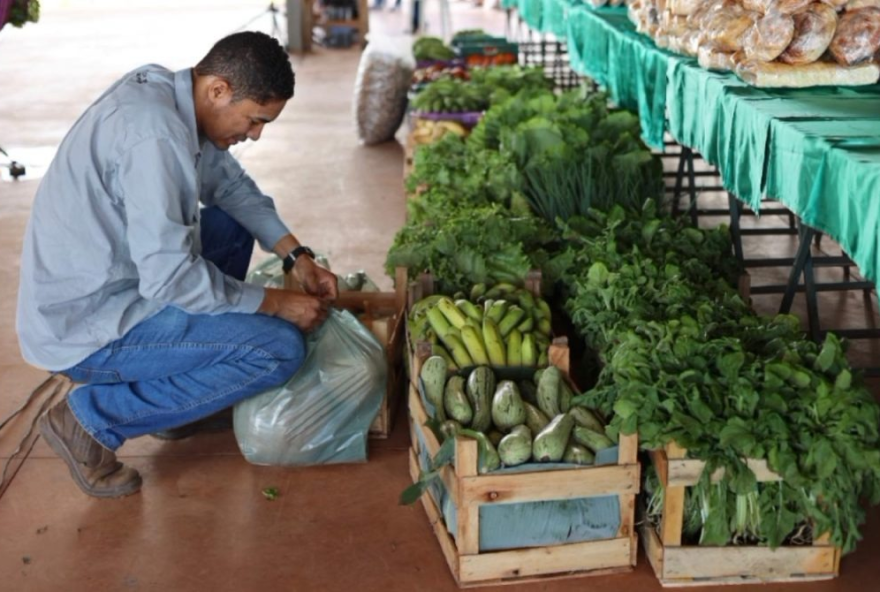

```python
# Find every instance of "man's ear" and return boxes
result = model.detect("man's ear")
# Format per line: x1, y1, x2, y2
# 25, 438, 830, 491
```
207, 76, 233, 104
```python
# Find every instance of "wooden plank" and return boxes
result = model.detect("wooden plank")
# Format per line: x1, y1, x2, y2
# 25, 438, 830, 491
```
618, 432, 639, 466
394, 267, 407, 310
548, 337, 570, 375
667, 457, 782, 487
459, 464, 640, 504
641, 516, 666, 578
409, 450, 462, 584
666, 441, 688, 459
458, 537, 632, 584
658, 573, 836, 588
618, 493, 635, 539
660, 485, 685, 547
455, 436, 481, 556
662, 545, 837, 581
650, 448, 670, 487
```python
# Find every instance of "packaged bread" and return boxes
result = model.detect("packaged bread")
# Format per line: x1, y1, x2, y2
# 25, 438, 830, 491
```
829, 7, 880, 65
688, 0, 739, 29
819, 0, 849, 7
705, 8, 759, 52
848, 0, 880, 9
743, 10, 797, 61
743, 0, 813, 13
699, 45, 738, 69
778, 4, 839, 64
661, 12, 692, 36
669, 0, 703, 16
736, 58, 880, 85
682, 29, 705, 55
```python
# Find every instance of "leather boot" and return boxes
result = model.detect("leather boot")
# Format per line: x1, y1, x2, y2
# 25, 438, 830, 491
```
39, 400, 142, 498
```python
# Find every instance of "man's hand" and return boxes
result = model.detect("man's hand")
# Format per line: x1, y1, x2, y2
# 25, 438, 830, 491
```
258, 288, 329, 332
294, 256, 339, 301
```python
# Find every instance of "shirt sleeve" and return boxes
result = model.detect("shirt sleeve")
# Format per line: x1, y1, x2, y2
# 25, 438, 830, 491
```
117, 136, 265, 314
199, 148, 291, 252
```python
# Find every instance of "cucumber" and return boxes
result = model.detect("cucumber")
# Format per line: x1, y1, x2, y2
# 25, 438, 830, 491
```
523, 401, 550, 435
573, 426, 615, 453
558, 380, 574, 413
498, 425, 532, 467
563, 442, 595, 465
532, 413, 575, 462
569, 406, 605, 433
443, 376, 473, 426
459, 428, 501, 474
419, 356, 448, 421
466, 366, 496, 432
536, 366, 562, 418
491, 380, 526, 431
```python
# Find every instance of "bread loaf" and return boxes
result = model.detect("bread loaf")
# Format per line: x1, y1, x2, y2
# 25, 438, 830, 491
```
743, 11, 797, 61
705, 9, 759, 52
736, 59, 880, 86
778, 3, 839, 64
829, 7, 880, 65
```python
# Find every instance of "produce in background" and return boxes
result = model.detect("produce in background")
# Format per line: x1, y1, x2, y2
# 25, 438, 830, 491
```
407, 283, 553, 369
412, 36, 456, 62
410, 118, 469, 145
385, 203, 555, 295
410, 78, 489, 113
468, 88, 664, 221
411, 63, 469, 87
400, 363, 613, 504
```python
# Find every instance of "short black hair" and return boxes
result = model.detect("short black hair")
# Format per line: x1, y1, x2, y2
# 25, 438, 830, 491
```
195, 31, 294, 104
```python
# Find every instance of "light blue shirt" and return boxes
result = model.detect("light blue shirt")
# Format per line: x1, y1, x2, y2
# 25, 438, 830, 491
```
17, 65, 290, 370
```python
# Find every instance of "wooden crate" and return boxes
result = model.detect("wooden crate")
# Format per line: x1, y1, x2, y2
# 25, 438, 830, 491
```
407, 346, 640, 587
284, 268, 407, 438
641, 442, 841, 587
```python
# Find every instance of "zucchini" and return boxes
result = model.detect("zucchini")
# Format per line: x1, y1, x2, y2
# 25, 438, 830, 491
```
532, 413, 575, 462
466, 366, 496, 432
459, 428, 501, 474
563, 443, 595, 465
558, 379, 574, 413
569, 405, 605, 433
440, 419, 462, 441
443, 376, 473, 426
491, 380, 526, 431
419, 356, 448, 421
523, 401, 550, 435
573, 426, 614, 453
536, 366, 562, 418
498, 425, 532, 467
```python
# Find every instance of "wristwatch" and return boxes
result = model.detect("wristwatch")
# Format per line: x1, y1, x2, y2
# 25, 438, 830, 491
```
282, 245, 315, 273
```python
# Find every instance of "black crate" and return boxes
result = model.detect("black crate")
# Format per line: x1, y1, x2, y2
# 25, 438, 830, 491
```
517, 40, 584, 91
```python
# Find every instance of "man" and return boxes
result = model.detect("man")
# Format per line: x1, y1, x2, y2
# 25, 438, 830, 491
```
16, 31, 337, 499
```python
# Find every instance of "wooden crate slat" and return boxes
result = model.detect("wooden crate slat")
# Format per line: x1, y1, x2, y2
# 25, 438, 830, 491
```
667, 457, 782, 487
409, 387, 460, 506
459, 464, 640, 504
662, 545, 837, 581
409, 449, 462, 583
458, 537, 633, 583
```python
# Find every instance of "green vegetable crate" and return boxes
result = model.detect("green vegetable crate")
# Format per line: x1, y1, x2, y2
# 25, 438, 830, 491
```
284, 268, 407, 438
407, 338, 640, 587
642, 442, 841, 587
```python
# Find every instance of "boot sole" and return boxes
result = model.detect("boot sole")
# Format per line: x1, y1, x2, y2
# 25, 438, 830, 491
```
39, 413, 142, 498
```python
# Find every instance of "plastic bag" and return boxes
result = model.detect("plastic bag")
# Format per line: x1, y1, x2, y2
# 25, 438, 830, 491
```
705, 7, 759, 52
699, 45, 738, 70
233, 310, 386, 466
829, 7, 880, 65
743, 10, 796, 62
744, 0, 812, 14
354, 36, 415, 145
778, 3, 839, 65
736, 58, 880, 86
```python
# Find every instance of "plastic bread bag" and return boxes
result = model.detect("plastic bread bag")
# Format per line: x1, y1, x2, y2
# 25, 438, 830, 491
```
234, 310, 386, 466
661, 11, 691, 35
698, 44, 738, 69
743, 9, 797, 61
704, 7, 759, 52
778, 3, 839, 64
745, 0, 812, 13
848, 0, 880, 9
820, 0, 849, 8
354, 36, 415, 146
736, 58, 880, 85
689, 0, 739, 29
668, 0, 703, 16
829, 7, 880, 65
682, 29, 705, 55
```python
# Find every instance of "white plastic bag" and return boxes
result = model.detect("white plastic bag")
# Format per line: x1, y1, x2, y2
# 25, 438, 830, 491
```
233, 310, 386, 466
354, 35, 415, 145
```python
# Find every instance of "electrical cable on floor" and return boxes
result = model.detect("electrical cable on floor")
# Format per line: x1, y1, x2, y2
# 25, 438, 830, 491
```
0, 374, 72, 496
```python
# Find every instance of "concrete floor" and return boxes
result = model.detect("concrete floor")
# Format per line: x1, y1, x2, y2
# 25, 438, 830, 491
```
0, 1, 879, 591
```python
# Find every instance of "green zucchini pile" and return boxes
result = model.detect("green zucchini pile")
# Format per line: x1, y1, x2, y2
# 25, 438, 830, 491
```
418, 360, 612, 475
408, 283, 552, 370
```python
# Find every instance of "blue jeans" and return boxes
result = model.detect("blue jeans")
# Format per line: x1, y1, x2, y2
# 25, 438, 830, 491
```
64, 207, 305, 450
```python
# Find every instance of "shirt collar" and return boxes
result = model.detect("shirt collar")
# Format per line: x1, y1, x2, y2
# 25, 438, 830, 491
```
173, 68, 202, 158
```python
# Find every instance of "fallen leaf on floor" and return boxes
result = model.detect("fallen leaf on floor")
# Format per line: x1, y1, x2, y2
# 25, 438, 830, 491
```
262, 486, 280, 501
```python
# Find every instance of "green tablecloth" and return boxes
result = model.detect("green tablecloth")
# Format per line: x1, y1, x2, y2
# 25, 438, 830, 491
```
508, 2, 880, 284
564, 5, 677, 149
